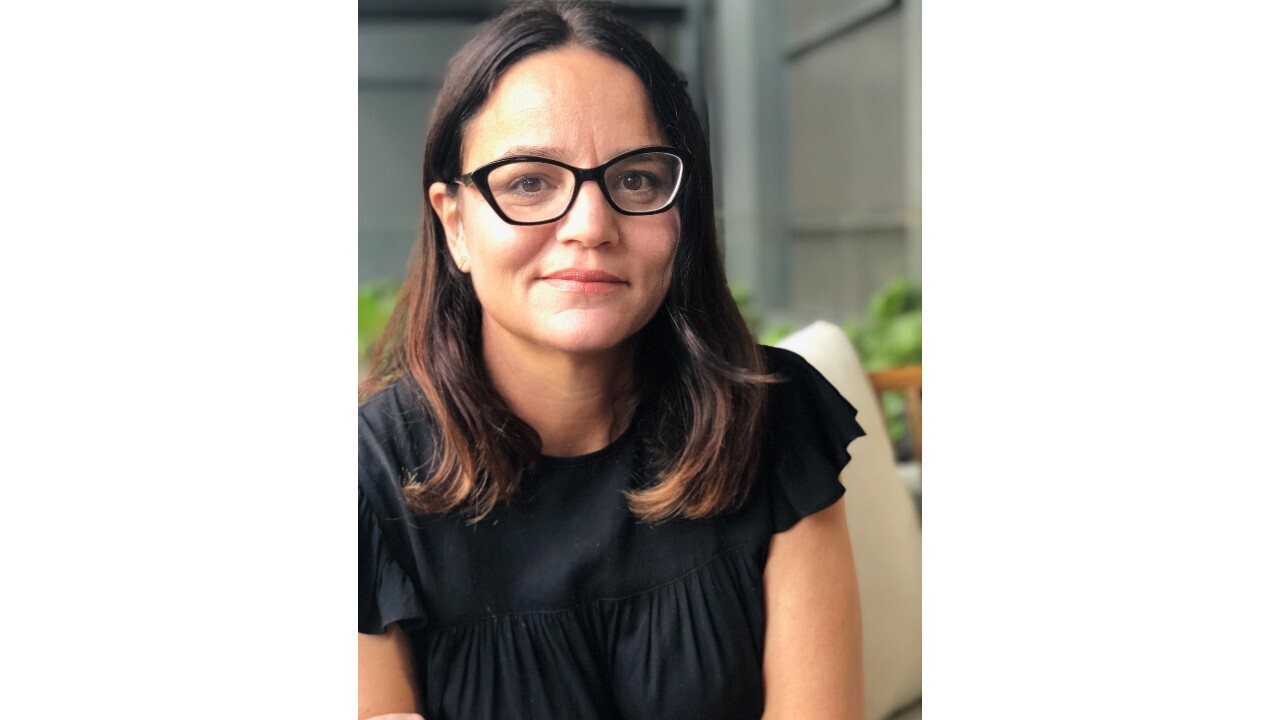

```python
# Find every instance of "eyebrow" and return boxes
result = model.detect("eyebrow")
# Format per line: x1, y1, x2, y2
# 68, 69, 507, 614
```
492, 144, 658, 164
495, 145, 574, 162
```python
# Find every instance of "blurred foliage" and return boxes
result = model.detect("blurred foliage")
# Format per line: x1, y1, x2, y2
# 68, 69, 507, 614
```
842, 278, 922, 448
842, 278, 922, 372
358, 281, 400, 365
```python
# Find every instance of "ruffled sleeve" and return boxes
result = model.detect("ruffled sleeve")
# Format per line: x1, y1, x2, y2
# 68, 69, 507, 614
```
359, 487, 427, 634
763, 347, 867, 534
358, 386, 429, 635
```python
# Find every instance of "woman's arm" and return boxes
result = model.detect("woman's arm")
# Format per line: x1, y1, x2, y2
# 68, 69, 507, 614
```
358, 623, 423, 720
761, 496, 864, 720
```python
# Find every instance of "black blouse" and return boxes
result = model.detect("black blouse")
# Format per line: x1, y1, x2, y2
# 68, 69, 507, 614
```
359, 345, 864, 720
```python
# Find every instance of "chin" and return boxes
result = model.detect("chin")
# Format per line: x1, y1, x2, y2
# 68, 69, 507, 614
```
540, 316, 642, 355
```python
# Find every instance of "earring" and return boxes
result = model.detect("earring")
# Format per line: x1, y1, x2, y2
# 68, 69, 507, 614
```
458, 255, 469, 272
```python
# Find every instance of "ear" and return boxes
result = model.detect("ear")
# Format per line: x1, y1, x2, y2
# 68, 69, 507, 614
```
428, 181, 469, 273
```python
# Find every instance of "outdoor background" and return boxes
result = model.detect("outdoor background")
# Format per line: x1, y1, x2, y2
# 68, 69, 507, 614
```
359, 0, 921, 360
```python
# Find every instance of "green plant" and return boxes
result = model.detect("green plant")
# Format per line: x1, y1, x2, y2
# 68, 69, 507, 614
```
843, 278, 922, 371
843, 278, 922, 447
358, 281, 401, 365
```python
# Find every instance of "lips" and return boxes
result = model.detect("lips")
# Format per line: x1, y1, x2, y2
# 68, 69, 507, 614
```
543, 269, 625, 283
541, 268, 627, 294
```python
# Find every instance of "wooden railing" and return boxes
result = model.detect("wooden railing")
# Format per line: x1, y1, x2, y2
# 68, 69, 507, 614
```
868, 365, 922, 464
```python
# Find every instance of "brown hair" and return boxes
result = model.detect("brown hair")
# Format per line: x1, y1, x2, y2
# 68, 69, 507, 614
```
361, 0, 776, 524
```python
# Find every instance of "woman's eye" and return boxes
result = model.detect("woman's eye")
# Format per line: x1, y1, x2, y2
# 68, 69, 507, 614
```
619, 173, 651, 191
513, 176, 546, 194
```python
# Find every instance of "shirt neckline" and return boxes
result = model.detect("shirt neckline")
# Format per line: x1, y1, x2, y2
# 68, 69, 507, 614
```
535, 416, 639, 470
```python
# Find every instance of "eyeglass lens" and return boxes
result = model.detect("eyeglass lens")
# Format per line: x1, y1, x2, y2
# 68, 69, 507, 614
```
485, 152, 684, 223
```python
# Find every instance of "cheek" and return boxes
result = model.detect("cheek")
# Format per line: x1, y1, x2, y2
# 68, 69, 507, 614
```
655, 215, 680, 277
461, 213, 539, 279
635, 215, 680, 298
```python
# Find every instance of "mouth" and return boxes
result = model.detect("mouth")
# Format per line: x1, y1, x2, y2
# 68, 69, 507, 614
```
541, 268, 628, 294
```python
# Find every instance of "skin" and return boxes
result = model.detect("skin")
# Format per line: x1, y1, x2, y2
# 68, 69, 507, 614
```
762, 497, 865, 720
359, 44, 864, 720
357, 624, 419, 719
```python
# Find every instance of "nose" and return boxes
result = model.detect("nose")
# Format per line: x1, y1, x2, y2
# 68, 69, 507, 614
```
556, 179, 620, 248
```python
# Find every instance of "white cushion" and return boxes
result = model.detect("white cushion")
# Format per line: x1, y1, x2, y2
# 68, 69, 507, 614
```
776, 321, 923, 720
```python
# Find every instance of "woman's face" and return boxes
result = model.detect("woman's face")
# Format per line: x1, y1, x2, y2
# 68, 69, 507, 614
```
429, 46, 680, 359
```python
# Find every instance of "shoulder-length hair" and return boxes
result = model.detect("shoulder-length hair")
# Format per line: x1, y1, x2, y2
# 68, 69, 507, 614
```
361, 0, 775, 524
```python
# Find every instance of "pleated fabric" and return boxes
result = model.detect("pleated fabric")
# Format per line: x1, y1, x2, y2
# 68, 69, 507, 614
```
358, 345, 864, 720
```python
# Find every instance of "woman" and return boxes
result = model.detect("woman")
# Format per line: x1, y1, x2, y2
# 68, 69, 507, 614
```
359, 2, 866, 718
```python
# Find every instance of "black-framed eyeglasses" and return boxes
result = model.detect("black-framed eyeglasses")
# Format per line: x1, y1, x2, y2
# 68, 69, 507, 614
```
453, 146, 691, 226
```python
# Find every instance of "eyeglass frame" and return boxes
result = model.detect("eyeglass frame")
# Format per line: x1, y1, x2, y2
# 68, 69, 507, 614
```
451, 145, 693, 226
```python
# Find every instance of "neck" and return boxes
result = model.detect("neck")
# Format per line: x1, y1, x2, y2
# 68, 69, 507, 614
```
482, 329, 638, 457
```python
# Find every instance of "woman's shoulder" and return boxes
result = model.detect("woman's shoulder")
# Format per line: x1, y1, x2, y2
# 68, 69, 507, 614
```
758, 344, 852, 416
756, 342, 861, 438
358, 378, 432, 636
359, 375, 435, 496
359, 374, 429, 429
759, 343, 816, 380
754, 343, 866, 533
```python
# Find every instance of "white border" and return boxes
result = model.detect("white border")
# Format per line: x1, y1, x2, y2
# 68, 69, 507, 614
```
3, 0, 353, 715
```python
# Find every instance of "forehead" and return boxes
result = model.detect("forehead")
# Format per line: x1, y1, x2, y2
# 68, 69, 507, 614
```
461, 45, 665, 169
